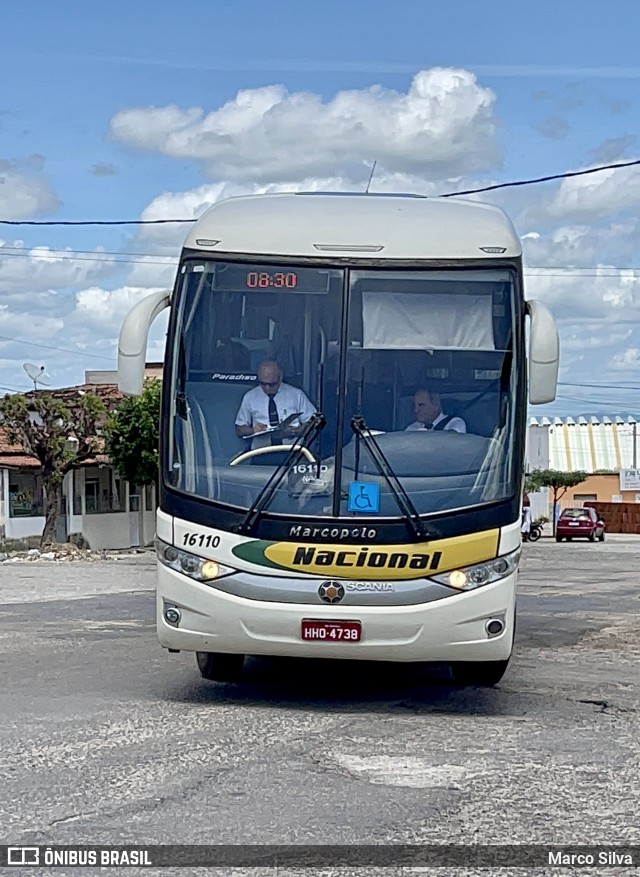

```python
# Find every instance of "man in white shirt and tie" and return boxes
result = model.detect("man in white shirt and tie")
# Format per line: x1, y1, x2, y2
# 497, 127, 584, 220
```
235, 359, 316, 449
405, 386, 466, 433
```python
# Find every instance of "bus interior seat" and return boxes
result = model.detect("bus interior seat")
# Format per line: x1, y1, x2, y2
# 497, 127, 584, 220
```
187, 380, 248, 463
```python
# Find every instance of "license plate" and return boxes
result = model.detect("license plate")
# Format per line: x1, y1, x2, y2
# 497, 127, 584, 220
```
569, 521, 580, 526
301, 619, 362, 642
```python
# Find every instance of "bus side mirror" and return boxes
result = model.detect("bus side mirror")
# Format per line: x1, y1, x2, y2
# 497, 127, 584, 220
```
118, 290, 171, 395
526, 299, 559, 404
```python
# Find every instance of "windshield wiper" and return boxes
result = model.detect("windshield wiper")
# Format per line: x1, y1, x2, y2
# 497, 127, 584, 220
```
237, 412, 327, 535
174, 333, 188, 420
350, 415, 429, 541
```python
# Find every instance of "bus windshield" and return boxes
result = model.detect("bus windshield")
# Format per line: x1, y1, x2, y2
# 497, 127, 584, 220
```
166, 259, 519, 519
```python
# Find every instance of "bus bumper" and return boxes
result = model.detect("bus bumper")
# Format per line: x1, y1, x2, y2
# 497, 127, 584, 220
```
156, 565, 516, 663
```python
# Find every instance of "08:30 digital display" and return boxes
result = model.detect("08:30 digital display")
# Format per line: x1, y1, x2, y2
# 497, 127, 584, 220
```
246, 271, 297, 288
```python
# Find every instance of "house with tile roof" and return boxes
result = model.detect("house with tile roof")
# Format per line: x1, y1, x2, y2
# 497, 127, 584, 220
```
0, 372, 158, 549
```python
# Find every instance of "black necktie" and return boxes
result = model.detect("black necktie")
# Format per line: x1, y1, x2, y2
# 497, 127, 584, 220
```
268, 396, 282, 445
422, 422, 433, 430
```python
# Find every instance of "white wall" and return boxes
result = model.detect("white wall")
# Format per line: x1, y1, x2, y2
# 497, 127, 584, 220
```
0, 468, 6, 536
529, 488, 549, 522
5, 515, 45, 541
67, 468, 83, 536
141, 510, 156, 546
526, 424, 550, 472
0, 468, 5, 527
140, 483, 156, 546
82, 513, 131, 551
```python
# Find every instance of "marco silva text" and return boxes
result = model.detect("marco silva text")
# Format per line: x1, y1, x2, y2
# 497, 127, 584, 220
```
548, 850, 635, 866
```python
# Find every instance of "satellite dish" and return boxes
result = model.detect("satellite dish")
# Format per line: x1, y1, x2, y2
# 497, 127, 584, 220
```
23, 362, 52, 390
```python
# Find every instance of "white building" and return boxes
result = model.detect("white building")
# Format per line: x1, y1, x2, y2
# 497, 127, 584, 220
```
525, 415, 640, 518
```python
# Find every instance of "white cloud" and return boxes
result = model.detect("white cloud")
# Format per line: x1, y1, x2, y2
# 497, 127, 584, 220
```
109, 68, 500, 184
526, 268, 640, 323
0, 305, 64, 338
74, 285, 167, 328
0, 160, 60, 219
522, 220, 640, 267
124, 255, 178, 290
0, 241, 116, 297
611, 347, 640, 370
543, 164, 640, 221
562, 328, 633, 352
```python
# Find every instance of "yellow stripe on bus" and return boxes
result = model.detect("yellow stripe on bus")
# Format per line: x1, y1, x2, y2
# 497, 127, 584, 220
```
261, 529, 501, 580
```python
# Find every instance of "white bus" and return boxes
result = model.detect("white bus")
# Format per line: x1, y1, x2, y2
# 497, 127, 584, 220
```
118, 192, 558, 686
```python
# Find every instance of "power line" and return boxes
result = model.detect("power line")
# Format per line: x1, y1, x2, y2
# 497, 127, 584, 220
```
525, 273, 640, 277
0, 334, 113, 361
0, 247, 176, 270
0, 157, 639, 226
0, 245, 178, 260
3, 245, 640, 273
559, 381, 640, 390
1, 247, 640, 277
0, 383, 30, 393
0, 250, 177, 266
526, 265, 640, 271
0, 218, 193, 227
440, 157, 640, 198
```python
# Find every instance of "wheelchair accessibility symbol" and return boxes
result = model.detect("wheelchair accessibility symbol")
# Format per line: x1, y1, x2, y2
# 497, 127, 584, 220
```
348, 481, 380, 514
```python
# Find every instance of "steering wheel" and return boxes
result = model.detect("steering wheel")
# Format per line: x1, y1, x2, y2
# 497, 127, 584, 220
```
230, 444, 317, 466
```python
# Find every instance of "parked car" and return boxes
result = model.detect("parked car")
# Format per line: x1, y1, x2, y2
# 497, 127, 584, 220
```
556, 507, 605, 542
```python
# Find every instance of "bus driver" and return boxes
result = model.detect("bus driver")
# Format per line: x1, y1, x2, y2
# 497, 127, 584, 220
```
406, 386, 466, 433
235, 359, 316, 449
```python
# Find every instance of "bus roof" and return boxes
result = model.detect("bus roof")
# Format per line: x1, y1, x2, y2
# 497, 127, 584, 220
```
183, 192, 522, 261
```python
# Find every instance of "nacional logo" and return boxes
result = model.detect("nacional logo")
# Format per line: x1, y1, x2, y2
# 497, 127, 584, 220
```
293, 545, 442, 573
231, 529, 501, 580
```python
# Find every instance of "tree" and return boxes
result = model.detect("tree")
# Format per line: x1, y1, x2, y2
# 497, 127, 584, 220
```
105, 379, 161, 489
0, 390, 105, 546
524, 473, 542, 496
526, 469, 588, 535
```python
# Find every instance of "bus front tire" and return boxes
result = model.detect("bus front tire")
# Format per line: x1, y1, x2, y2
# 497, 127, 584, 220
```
449, 659, 510, 687
196, 651, 245, 682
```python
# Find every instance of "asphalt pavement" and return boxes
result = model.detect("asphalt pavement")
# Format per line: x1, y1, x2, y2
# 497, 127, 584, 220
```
1, 539, 639, 876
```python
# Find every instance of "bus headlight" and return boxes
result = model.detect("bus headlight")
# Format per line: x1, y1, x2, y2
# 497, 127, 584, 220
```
431, 549, 520, 591
155, 539, 235, 583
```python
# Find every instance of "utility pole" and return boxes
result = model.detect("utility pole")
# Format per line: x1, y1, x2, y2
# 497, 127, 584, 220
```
634, 420, 638, 471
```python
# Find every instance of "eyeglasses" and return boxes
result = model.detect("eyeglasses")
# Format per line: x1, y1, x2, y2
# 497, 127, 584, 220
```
259, 380, 279, 388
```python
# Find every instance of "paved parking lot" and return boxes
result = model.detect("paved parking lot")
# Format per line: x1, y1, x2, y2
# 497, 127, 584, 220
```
1, 537, 638, 874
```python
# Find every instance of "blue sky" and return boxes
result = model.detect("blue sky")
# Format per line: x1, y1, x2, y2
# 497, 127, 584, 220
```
2, 0, 640, 417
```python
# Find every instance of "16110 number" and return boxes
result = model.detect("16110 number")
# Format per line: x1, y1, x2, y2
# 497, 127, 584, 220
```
182, 533, 221, 548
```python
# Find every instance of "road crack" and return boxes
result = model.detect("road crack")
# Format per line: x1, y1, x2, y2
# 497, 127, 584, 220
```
49, 811, 97, 827
577, 699, 635, 714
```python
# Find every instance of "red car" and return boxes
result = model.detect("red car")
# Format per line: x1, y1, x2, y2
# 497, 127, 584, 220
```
556, 507, 606, 543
